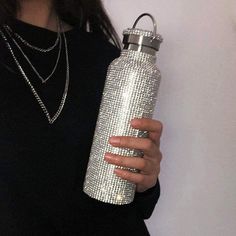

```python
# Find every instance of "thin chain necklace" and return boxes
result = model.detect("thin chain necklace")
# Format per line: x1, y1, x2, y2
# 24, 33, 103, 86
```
4, 20, 60, 53
4, 25, 62, 84
3, 21, 62, 84
0, 26, 70, 124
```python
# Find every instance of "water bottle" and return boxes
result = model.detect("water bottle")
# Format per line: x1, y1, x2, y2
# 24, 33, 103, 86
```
83, 13, 163, 205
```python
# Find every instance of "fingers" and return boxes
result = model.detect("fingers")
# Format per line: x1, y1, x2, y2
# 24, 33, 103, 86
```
104, 153, 151, 174
109, 136, 158, 157
130, 118, 163, 135
113, 168, 157, 189
130, 118, 163, 144
114, 168, 146, 184
104, 152, 160, 191
105, 118, 163, 192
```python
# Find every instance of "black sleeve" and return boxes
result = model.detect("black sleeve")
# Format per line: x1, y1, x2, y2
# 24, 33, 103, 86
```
133, 178, 161, 219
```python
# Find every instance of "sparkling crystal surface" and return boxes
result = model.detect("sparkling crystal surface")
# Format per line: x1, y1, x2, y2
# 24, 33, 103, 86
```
123, 28, 163, 42
83, 49, 161, 205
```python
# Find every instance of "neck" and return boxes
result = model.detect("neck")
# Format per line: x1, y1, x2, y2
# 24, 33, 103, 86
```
17, 0, 58, 32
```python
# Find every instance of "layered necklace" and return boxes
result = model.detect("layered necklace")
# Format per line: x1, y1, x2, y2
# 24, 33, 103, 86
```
0, 19, 69, 124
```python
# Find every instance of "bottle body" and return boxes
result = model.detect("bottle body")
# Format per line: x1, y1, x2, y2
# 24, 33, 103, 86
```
83, 49, 161, 205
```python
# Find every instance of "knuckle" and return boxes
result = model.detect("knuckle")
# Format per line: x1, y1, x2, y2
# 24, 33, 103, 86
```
121, 137, 133, 147
129, 138, 135, 147
144, 139, 153, 151
159, 151, 163, 161
119, 157, 126, 166
155, 150, 162, 163
139, 160, 147, 170
119, 137, 126, 146
138, 175, 145, 183
158, 121, 163, 133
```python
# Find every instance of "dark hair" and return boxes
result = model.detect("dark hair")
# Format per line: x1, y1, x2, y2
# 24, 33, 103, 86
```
0, 0, 121, 48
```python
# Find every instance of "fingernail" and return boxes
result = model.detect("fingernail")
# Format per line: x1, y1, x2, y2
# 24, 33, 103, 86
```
104, 153, 113, 160
131, 119, 140, 126
109, 137, 120, 144
114, 168, 122, 175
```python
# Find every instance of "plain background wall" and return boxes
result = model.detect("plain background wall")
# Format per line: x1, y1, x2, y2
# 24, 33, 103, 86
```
103, 0, 236, 235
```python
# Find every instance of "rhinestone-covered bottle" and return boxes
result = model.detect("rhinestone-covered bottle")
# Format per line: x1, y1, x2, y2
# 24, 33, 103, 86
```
83, 13, 163, 205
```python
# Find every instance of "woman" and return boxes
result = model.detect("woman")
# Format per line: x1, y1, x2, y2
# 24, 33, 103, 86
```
0, 0, 163, 235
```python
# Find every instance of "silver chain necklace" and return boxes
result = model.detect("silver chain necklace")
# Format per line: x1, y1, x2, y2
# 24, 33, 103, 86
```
4, 25, 62, 84
3, 21, 60, 53
0, 27, 70, 124
3, 21, 62, 84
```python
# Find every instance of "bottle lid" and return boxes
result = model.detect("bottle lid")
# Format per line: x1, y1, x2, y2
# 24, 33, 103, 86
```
123, 13, 163, 54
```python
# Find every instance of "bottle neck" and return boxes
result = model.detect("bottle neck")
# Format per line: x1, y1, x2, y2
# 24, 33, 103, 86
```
123, 43, 157, 56
120, 49, 157, 64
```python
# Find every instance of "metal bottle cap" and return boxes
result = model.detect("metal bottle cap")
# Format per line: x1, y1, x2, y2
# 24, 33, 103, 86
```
123, 13, 163, 55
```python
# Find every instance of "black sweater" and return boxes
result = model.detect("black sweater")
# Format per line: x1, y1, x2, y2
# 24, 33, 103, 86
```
0, 19, 160, 236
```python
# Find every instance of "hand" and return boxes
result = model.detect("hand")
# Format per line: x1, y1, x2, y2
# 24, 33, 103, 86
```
104, 118, 163, 193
